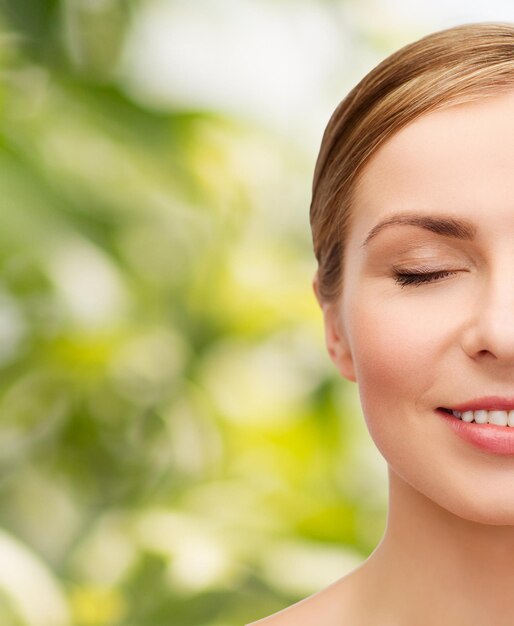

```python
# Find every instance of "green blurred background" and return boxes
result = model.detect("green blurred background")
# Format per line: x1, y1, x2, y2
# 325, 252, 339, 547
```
0, 1, 506, 624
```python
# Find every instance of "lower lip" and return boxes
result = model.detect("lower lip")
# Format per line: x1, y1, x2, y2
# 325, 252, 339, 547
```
437, 409, 514, 455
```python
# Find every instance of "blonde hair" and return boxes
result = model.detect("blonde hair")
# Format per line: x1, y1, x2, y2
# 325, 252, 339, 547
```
310, 22, 514, 303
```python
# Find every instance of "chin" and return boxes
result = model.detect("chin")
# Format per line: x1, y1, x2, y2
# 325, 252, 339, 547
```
447, 497, 514, 526
430, 480, 514, 527
388, 461, 514, 527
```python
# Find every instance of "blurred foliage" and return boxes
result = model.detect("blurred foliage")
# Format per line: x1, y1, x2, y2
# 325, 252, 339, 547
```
0, 1, 387, 625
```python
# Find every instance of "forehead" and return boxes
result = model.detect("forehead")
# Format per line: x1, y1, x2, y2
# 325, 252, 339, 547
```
349, 89, 514, 242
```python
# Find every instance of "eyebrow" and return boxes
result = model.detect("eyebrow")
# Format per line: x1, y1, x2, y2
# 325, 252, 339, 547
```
360, 213, 477, 247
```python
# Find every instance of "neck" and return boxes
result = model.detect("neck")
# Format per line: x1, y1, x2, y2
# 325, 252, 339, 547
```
358, 467, 514, 625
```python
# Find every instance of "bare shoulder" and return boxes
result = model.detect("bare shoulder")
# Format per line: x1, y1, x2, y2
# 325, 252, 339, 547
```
245, 571, 364, 626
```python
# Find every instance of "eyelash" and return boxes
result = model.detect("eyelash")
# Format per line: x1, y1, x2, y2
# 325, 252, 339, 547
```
392, 268, 457, 288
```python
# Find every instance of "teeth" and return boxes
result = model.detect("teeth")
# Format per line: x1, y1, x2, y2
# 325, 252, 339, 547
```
489, 411, 508, 426
451, 409, 514, 426
474, 410, 488, 424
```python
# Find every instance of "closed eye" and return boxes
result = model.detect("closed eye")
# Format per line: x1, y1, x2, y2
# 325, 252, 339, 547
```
392, 269, 459, 288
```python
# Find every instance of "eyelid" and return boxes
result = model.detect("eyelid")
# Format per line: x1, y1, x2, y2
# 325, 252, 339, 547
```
391, 266, 462, 288
368, 244, 471, 275
391, 263, 458, 273
382, 236, 473, 257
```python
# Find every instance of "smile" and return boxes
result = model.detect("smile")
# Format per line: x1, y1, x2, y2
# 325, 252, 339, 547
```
437, 408, 514, 455
441, 408, 514, 427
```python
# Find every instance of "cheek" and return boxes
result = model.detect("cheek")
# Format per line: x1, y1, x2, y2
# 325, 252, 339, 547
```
346, 293, 448, 445
351, 295, 437, 382
341, 288, 514, 524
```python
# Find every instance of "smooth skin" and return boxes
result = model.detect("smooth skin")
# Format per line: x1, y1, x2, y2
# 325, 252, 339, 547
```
248, 89, 514, 626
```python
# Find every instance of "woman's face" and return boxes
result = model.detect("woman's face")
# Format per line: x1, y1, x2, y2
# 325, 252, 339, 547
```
319, 89, 514, 524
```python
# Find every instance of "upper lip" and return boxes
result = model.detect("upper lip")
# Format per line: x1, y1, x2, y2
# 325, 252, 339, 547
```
445, 397, 514, 412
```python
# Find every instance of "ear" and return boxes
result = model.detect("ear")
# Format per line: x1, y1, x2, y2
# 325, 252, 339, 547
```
312, 272, 356, 382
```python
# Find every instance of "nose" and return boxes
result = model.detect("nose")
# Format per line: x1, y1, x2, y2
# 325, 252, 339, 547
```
461, 274, 514, 366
